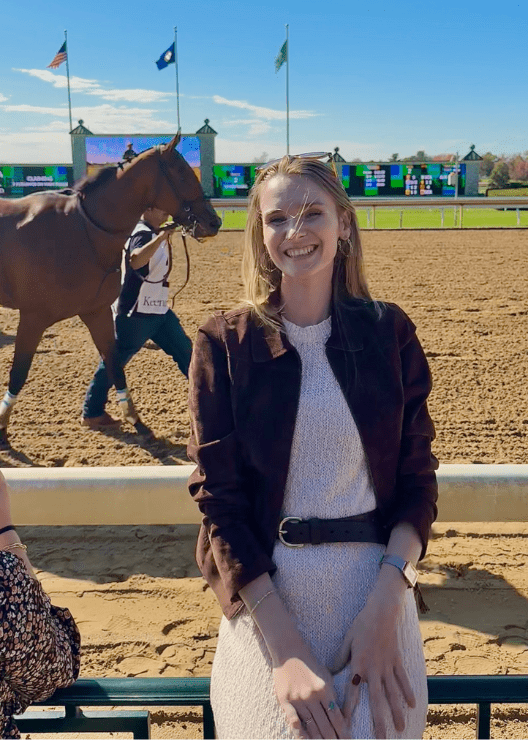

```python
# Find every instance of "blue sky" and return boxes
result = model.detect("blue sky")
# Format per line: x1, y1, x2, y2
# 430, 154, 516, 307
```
1, 0, 526, 164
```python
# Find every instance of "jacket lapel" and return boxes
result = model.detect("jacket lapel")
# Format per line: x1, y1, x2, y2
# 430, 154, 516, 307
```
250, 319, 291, 362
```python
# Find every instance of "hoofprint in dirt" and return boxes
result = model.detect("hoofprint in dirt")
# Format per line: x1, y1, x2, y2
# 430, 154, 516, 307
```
23, 522, 528, 739
0, 230, 527, 467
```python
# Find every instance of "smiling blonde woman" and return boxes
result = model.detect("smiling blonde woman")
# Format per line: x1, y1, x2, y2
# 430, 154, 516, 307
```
188, 155, 438, 739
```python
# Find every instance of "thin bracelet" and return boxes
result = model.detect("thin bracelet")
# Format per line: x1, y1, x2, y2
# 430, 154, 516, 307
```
2, 542, 27, 552
0, 525, 16, 536
248, 589, 275, 616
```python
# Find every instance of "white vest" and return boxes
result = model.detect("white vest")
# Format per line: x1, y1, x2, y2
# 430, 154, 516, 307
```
127, 223, 170, 316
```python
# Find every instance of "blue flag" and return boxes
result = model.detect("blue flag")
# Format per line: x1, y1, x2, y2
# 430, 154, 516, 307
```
156, 43, 175, 70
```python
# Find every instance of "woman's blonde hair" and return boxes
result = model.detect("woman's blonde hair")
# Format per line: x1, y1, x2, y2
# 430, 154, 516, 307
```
242, 156, 373, 328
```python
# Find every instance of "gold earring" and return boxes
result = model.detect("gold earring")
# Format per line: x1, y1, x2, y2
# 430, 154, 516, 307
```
338, 238, 352, 256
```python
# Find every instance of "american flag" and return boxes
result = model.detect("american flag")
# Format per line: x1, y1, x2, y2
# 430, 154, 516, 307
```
47, 41, 67, 69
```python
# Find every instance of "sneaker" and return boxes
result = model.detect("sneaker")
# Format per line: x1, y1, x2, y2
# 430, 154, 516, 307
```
81, 412, 121, 430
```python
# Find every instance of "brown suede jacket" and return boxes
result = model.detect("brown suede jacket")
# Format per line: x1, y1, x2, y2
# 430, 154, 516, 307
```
188, 298, 438, 619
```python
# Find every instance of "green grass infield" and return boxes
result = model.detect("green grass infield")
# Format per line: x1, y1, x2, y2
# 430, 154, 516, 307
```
216, 205, 528, 230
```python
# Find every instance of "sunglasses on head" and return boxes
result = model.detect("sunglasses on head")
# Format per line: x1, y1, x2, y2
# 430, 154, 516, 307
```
256, 152, 338, 178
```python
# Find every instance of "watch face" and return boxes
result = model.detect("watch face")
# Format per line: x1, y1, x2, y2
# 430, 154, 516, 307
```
402, 561, 418, 588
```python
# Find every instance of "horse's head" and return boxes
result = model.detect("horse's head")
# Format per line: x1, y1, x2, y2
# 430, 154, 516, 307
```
150, 134, 221, 240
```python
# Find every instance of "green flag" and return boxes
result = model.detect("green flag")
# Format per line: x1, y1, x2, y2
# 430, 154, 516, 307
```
275, 40, 287, 72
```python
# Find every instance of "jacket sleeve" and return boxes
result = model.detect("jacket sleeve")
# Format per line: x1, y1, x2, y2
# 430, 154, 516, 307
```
391, 307, 439, 559
187, 316, 276, 616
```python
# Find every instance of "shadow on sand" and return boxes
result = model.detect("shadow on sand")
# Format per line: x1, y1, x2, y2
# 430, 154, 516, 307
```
19, 523, 202, 582
93, 423, 189, 465
0, 444, 41, 467
15, 525, 528, 650
0, 330, 15, 350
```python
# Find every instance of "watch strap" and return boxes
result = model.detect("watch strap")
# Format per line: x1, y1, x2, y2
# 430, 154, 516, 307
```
380, 554, 417, 588
380, 554, 429, 614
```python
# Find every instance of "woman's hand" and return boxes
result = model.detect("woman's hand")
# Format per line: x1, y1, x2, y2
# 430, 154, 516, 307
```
331, 590, 415, 739
241, 574, 346, 739
273, 644, 347, 739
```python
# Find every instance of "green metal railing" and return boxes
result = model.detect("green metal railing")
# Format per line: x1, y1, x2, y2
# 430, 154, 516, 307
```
16, 678, 213, 739
427, 675, 528, 738
16, 675, 528, 739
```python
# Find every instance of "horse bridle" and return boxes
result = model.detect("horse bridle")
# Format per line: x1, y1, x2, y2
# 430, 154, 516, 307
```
153, 148, 219, 299
155, 148, 213, 241
78, 148, 213, 300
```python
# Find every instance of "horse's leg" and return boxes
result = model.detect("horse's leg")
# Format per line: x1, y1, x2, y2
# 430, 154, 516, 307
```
79, 307, 148, 430
0, 311, 48, 446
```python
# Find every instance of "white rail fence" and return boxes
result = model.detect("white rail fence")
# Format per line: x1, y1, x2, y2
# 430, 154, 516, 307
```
5, 464, 528, 525
211, 197, 528, 230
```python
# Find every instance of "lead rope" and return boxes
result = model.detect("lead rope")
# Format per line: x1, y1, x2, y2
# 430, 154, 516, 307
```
168, 230, 191, 307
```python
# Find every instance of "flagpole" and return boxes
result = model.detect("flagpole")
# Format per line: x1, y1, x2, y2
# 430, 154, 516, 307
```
174, 26, 181, 132
64, 29, 74, 161
285, 24, 289, 154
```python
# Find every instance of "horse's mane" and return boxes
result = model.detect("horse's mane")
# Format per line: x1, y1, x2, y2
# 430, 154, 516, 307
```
74, 166, 118, 195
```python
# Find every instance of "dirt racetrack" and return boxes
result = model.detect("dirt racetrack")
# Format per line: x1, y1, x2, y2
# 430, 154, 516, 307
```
2, 229, 528, 738
1, 229, 528, 467
21, 521, 528, 739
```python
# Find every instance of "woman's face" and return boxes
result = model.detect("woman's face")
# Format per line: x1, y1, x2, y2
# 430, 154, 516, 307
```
260, 174, 350, 288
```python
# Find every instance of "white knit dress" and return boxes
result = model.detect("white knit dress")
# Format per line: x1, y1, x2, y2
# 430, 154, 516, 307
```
211, 317, 428, 739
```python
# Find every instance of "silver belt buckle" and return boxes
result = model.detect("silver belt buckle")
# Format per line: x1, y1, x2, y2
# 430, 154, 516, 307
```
278, 516, 304, 547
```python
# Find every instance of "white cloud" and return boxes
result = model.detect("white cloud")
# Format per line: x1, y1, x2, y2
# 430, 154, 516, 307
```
15, 68, 100, 92
248, 122, 272, 136
3, 104, 70, 115
221, 118, 260, 126
75, 105, 175, 132
85, 88, 172, 103
0, 94, 8, 102
23, 121, 71, 132
0, 133, 72, 162
213, 95, 317, 120
221, 118, 273, 137
2, 102, 176, 134
14, 68, 172, 104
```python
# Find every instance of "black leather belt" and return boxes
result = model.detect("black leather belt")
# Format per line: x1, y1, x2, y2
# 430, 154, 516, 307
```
277, 510, 387, 548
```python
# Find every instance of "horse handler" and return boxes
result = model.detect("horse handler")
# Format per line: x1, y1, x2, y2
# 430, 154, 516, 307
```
81, 206, 192, 430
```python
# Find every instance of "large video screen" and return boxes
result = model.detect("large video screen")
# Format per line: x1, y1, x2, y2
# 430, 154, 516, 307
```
213, 165, 258, 197
213, 162, 466, 198
341, 163, 466, 197
0, 165, 73, 198
85, 135, 201, 180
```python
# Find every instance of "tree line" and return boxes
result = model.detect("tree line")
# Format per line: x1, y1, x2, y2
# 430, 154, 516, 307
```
479, 152, 528, 189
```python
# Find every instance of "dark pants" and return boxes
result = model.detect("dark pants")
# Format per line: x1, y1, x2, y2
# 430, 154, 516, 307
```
83, 310, 192, 419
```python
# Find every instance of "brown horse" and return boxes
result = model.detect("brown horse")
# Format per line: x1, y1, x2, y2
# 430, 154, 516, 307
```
0, 134, 221, 447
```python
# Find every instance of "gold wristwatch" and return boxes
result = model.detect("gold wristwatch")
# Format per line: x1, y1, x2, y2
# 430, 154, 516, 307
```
380, 554, 418, 588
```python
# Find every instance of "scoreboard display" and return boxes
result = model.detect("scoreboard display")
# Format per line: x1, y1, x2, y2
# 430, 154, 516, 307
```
213, 162, 466, 198
341, 163, 466, 197
213, 165, 258, 197
0, 165, 73, 198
